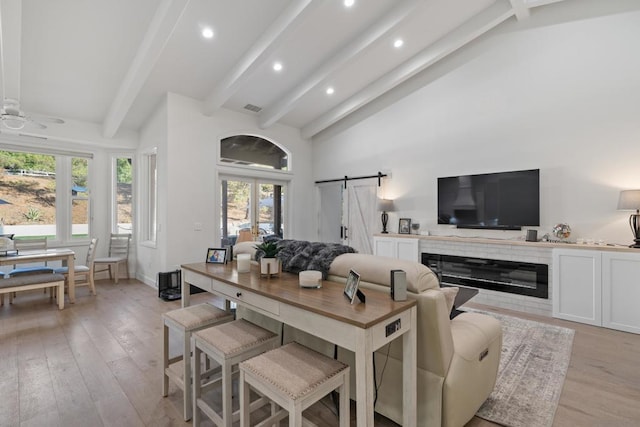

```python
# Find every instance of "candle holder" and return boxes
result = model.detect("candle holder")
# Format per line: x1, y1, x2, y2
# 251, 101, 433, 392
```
237, 254, 251, 273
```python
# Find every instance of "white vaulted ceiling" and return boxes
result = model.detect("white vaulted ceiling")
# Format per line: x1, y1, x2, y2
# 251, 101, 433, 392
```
0, 0, 638, 142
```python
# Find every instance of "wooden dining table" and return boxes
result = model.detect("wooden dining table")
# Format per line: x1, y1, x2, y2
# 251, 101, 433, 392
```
0, 248, 76, 302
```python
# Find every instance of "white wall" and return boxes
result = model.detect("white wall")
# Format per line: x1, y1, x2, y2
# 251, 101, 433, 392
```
159, 93, 314, 274
312, 10, 640, 245
136, 96, 168, 285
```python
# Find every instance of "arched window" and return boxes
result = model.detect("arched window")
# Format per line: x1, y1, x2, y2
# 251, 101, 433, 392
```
218, 135, 289, 246
220, 135, 288, 171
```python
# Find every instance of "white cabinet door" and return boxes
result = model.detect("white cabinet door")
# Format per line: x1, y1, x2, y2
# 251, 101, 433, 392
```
602, 252, 640, 334
396, 238, 419, 261
552, 249, 602, 326
373, 237, 395, 258
373, 236, 419, 261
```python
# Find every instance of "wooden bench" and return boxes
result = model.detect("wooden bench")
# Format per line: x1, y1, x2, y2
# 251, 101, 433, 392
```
0, 273, 66, 309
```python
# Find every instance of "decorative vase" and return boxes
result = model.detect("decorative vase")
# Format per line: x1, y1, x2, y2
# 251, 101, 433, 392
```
260, 257, 281, 277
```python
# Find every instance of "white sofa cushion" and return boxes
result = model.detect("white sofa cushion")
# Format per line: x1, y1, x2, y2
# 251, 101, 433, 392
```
328, 253, 439, 293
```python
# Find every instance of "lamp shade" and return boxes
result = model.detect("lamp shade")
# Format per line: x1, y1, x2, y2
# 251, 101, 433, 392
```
617, 190, 640, 211
378, 198, 394, 212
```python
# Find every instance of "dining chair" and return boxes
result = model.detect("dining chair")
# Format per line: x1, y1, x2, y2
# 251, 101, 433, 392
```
54, 237, 98, 295
93, 233, 131, 284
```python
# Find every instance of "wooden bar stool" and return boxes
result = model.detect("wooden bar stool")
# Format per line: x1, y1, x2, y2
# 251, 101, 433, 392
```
239, 342, 350, 427
162, 303, 234, 421
192, 319, 279, 427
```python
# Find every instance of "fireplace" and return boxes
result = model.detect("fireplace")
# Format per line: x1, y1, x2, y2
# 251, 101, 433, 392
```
422, 253, 548, 299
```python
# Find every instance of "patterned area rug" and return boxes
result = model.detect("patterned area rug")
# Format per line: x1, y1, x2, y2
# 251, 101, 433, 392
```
467, 309, 575, 427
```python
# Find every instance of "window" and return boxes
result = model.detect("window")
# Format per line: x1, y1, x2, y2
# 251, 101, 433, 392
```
71, 157, 90, 239
220, 135, 288, 170
220, 178, 285, 245
0, 148, 91, 242
218, 135, 290, 245
113, 156, 133, 234
140, 150, 156, 244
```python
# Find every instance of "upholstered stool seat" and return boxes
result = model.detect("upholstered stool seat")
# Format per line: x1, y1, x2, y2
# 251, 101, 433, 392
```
162, 303, 234, 421
239, 342, 350, 427
192, 319, 279, 427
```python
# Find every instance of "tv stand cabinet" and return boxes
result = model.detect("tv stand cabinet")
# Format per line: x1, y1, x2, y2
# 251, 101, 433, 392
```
375, 233, 640, 331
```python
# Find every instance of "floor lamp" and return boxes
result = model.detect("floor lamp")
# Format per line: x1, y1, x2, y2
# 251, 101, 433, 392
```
617, 190, 640, 248
378, 199, 394, 234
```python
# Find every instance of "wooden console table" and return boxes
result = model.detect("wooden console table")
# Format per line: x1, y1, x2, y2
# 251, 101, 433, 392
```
181, 261, 418, 427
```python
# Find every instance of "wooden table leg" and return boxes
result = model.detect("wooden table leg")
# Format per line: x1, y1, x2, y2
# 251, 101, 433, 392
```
67, 254, 76, 303
355, 332, 374, 427
403, 307, 417, 427
57, 281, 65, 309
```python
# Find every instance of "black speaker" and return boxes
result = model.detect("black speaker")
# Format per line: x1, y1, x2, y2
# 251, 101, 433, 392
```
390, 269, 407, 301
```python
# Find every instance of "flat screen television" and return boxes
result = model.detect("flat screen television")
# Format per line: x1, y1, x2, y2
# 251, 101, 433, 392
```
437, 169, 540, 230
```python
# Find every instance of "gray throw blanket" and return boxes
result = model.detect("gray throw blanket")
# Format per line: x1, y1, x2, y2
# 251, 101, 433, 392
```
256, 239, 356, 278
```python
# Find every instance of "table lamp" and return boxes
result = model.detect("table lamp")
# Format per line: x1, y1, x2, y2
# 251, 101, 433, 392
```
617, 189, 640, 248
378, 199, 394, 234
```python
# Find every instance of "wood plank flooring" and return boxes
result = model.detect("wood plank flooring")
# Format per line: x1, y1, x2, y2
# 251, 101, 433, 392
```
1, 280, 639, 426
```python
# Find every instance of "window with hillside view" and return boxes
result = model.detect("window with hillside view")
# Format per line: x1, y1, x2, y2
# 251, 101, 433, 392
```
0, 149, 90, 241
115, 157, 133, 235
71, 157, 90, 238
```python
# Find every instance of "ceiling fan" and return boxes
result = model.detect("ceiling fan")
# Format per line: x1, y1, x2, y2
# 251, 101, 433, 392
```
1, 98, 64, 130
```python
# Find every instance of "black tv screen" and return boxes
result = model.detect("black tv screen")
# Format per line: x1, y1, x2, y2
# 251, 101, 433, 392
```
437, 169, 540, 230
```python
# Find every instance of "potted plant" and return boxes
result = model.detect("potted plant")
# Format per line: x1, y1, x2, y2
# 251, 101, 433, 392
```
255, 241, 281, 276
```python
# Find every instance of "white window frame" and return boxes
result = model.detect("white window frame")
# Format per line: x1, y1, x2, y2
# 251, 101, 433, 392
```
70, 156, 91, 240
110, 153, 135, 236
139, 148, 157, 247
0, 142, 92, 245
215, 134, 293, 244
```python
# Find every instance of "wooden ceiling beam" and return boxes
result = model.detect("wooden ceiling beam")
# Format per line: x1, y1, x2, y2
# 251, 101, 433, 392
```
258, 0, 422, 130
509, 0, 531, 20
202, 0, 319, 116
301, 0, 515, 139
102, 0, 189, 138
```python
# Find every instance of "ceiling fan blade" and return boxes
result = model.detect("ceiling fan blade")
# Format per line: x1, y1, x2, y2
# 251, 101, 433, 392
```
30, 114, 64, 124
30, 121, 47, 130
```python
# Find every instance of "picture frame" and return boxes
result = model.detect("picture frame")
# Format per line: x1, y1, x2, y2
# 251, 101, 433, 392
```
206, 248, 227, 264
398, 218, 412, 234
344, 269, 361, 304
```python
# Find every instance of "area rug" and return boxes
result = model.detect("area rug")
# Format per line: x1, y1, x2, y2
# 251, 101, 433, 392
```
465, 309, 575, 427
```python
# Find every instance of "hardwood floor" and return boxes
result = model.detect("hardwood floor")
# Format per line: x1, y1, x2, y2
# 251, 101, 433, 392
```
1, 280, 639, 426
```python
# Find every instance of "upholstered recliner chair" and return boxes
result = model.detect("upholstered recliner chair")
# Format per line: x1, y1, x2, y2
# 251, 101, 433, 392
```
327, 254, 502, 427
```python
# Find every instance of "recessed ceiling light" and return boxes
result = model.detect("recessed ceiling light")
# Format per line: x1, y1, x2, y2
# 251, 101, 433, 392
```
201, 27, 214, 39
326, 87, 335, 95
393, 38, 404, 48
344, 0, 355, 8
273, 62, 283, 72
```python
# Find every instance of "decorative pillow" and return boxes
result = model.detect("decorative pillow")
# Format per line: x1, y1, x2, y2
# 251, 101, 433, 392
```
441, 286, 459, 314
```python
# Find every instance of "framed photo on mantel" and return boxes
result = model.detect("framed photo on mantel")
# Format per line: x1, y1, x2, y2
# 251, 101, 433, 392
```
398, 218, 412, 234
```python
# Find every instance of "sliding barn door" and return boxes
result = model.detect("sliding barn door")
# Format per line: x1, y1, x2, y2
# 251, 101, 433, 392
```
343, 181, 378, 254
317, 183, 343, 244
